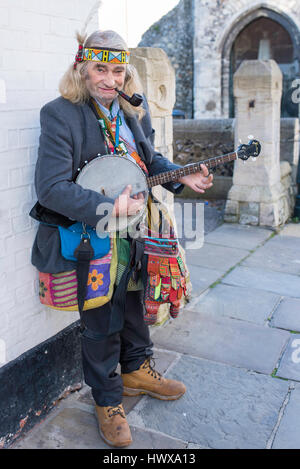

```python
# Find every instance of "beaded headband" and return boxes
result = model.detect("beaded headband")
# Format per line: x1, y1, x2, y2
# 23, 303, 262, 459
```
74, 45, 130, 69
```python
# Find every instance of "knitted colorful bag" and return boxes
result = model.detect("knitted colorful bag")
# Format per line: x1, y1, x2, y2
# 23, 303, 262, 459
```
142, 194, 189, 325
38, 236, 117, 311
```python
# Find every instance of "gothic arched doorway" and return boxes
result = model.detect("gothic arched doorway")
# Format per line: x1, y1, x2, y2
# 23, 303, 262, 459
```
221, 7, 300, 118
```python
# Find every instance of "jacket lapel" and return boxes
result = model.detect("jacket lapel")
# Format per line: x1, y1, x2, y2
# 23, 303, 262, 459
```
125, 114, 151, 164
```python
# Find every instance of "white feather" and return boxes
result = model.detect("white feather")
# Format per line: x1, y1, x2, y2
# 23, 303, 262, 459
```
80, 0, 102, 37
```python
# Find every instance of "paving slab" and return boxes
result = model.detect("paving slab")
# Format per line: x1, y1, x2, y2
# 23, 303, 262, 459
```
152, 308, 289, 374
11, 406, 187, 449
270, 298, 300, 332
127, 355, 289, 449
222, 266, 300, 298
272, 384, 300, 449
279, 223, 300, 238
276, 334, 300, 382
186, 264, 224, 297
242, 238, 300, 276
189, 284, 280, 325
203, 223, 272, 250
185, 242, 249, 272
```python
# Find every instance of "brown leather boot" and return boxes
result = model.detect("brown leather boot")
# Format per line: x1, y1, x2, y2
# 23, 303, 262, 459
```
95, 404, 132, 448
122, 357, 186, 400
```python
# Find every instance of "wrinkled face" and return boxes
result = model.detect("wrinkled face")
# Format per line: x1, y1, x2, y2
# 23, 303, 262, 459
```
85, 61, 126, 108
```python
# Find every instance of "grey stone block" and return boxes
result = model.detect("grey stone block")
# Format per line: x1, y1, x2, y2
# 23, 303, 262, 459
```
190, 283, 280, 325
203, 223, 272, 250
152, 308, 289, 374
185, 242, 249, 272
270, 298, 300, 332
12, 407, 187, 449
128, 355, 289, 449
273, 385, 300, 449
186, 264, 224, 297
276, 334, 300, 382
223, 266, 300, 298
242, 236, 300, 275
279, 223, 300, 238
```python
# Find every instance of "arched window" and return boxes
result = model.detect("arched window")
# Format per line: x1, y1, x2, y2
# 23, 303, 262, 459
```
221, 7, 300, 118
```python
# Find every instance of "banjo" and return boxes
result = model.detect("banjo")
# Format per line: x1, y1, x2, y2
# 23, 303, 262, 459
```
75, 138, 261, 232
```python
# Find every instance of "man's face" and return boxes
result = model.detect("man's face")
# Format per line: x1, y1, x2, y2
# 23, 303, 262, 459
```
85, 62, 126, 108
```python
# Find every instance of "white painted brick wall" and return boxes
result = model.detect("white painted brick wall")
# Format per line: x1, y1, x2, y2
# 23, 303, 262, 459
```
0, 0, 99, 366
193, 0, 300, 118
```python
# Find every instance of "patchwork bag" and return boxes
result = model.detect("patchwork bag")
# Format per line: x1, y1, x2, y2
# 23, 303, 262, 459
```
142, 193, 190, 325
38, 234, 117, 311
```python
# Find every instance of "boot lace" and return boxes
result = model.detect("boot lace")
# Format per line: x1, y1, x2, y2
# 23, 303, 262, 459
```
107, 404, 125, 419
142, 357, 162, 381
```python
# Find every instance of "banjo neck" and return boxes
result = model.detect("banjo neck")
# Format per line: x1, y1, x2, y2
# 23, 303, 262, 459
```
146, 150, 238, 188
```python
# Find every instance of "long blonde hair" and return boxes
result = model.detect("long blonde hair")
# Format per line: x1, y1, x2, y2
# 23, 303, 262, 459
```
59, 30, 145, 120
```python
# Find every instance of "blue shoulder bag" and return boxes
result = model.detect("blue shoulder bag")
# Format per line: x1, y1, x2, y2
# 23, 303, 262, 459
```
58, 221, 110, 261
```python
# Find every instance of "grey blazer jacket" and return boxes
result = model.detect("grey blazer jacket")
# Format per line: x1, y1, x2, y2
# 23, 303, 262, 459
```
31, 96, 184, 273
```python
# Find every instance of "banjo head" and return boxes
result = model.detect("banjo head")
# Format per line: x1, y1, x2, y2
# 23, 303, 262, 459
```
75, 155, 149, 233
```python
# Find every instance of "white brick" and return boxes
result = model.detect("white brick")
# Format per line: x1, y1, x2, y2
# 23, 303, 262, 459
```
6, 264, 36, 291
9, 168, 23, 187
1, 186, 32, 210
0, 79, 6, 104
15, 248, 31, 269
0, 7, 9, 27
25, 0, 81, 19
1, 252, 15, 273
0, 209, 12, 238
0, 168, 9, 190
12, 214, 32, 234
0, 149, 30, 170
0, 291, 16, 310
22, 164, 35, 185
0, 239, 5, 252
15, 281, 35, 303
44, 72, 63, 91
0, 272, 7, 295
19, 128, 40, 147
2, 91, 52, 113
0, 110, 40, 130
3, 50, 50, 72
5, 228, 35, 254
0, 128, 8, 149
49, 16, 73, 36
8, 129, 20, 148
11, 10, 50, 34
0, 72, 44, 91
41, 34, 76, 54
1, 0, 25, 8
0, 30, 25, 49
28, 147, 39, 165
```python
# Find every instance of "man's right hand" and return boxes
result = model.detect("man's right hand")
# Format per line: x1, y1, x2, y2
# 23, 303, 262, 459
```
112, 185, 145, 217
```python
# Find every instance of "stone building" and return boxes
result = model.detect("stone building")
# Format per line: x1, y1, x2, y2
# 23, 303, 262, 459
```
139, 0, 300, 119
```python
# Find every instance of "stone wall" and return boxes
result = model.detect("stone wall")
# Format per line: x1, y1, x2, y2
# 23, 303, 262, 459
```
173, 117, 299, 201
194, 0, 300, 118
140, 0, 300, 118
138, 0, 194, 118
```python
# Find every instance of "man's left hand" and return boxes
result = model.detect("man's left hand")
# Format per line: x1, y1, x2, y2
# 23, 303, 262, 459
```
177, 164, 213, 193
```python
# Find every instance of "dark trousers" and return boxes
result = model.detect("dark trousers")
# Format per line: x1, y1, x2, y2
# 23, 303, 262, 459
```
80, 290, 153, 406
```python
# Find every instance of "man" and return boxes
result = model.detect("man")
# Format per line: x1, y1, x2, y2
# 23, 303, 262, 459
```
31, 29, 213, 448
